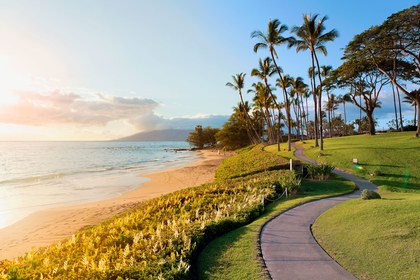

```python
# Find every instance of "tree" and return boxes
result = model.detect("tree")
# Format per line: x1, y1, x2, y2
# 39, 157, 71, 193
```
344, 5, 420, 136
337, 93, 351, 129
252, 19, 294, 151
292, 14, 339, 150
226, 73, 260, 143
334, 59, 388, 135
403, 90, 419, 127
216, 112, 251, 150
187, 125, 219, 149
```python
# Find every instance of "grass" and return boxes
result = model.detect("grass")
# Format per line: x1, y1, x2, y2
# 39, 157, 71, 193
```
313, 191, 420, 280
198, 177, 356, 279
298, 132, 420, 192
263, 143, 297, 161
215, 144, 288, 181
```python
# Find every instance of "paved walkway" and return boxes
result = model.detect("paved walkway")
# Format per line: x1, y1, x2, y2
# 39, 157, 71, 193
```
260, 143, 377, 280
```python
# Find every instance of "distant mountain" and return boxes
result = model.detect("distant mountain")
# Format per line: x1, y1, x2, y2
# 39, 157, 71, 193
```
115, 129, 193, 141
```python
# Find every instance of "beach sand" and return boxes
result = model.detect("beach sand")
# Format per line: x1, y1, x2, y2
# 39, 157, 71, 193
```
0, 150, 227, 260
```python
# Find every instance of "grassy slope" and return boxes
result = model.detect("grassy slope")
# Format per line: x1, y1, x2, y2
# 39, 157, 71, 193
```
299, 132, 420, 192
299, 132, 420, 279
198, 176, 355, 279
313, 191, 420, 280
263, 144, 297, 161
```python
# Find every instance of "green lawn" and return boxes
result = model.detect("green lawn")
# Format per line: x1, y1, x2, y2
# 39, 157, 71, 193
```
313, 191, 420, 280
198, 178, 356, 279
299, 132, 420, 192
263, 143, 297, 161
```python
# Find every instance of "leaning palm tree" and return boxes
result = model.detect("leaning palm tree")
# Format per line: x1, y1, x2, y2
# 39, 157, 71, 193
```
252, 19, 294, 151
292, 14, 338, 150
226, 73, 259, 143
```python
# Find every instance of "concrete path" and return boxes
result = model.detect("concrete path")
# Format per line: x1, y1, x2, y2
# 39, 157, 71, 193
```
260, 143, 377, 280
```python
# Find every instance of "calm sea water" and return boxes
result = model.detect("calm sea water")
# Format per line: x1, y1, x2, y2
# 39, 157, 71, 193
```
0, 141, 196, 229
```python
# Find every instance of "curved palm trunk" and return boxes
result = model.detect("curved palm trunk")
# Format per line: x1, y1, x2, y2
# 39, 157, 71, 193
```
238, 92, 260, 144
314, 53, 324, 150
343, 101, 347, 135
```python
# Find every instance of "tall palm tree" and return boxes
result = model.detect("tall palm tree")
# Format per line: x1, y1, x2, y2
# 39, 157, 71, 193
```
291, 76, 307, 140
249, 82, 276, 143
292, 14, 338, 150
307, 66, 318, 144
321, 65, 334, 137
276, 74, 293, 148
252, 18, 294, 151
226, 73, 259, 143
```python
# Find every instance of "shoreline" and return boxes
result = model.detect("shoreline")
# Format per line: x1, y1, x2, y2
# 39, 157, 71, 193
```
0, 149, 227, 260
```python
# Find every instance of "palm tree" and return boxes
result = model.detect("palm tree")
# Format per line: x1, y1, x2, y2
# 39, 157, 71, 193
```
403, 94, 417, 127
252, 18, 294, 151
249, 82, 276, 143
321, 65, 334, 137
291, 76, 308, 140
276, 74, 293, 148
226, 73, 259, 143
292, 14, 338, 150
307, 66, 318, 144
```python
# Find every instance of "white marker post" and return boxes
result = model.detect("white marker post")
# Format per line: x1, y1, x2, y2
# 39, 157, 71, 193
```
290, 159, 293, 171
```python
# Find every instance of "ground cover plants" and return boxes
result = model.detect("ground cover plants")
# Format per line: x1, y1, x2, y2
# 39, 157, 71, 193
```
215, 145, 289, 181
0, 145, 295, 279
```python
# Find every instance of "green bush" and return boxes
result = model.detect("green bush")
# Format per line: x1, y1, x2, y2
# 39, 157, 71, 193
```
361, 189, 381, 200
272, 171, 301, 195
307, 163, 335, 180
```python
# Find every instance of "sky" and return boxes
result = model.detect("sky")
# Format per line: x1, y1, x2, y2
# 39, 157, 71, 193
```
0, 0, 418, 140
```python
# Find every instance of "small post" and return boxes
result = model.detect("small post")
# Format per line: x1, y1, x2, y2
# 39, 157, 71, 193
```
353, 158, 358, 165
290, 159, 293, 171
285, 188, 288, 198
261, 194, 265, 205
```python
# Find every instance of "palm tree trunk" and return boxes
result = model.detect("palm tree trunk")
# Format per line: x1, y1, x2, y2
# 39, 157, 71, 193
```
314, 53, 324, 150
239, 93, 259, 144
270, 51, 292, 151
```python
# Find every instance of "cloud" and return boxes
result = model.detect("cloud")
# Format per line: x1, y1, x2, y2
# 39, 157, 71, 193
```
0, 90, 229, 133
0, 90, 159, 127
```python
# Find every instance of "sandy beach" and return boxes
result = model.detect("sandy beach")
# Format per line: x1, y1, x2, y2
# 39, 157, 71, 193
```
0, 150, 226, 260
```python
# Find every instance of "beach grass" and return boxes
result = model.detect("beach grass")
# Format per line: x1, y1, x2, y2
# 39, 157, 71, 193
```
299, 132, 420, 192
313, 191, 420, 280
197, 177, 356, 279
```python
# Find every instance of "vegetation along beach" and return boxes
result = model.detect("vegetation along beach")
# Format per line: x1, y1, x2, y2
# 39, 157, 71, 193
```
0, 1, 419, 279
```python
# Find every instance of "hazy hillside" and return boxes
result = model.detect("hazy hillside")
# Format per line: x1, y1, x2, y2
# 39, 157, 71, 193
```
115, 129, 192, 141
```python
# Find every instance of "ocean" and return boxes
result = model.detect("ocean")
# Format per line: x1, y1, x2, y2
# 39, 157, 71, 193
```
0, 141, 196, 229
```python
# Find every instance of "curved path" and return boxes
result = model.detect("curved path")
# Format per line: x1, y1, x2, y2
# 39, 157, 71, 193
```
260, 143, 377, 280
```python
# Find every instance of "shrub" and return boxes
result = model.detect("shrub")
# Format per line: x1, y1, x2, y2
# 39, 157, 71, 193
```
272, 171, 301, 195
361, 189, 381, 200
370, 169, 383, 176
307, 164, 335, 180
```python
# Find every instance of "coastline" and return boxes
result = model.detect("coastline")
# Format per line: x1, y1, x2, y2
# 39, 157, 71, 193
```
0, 149, 227, 260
